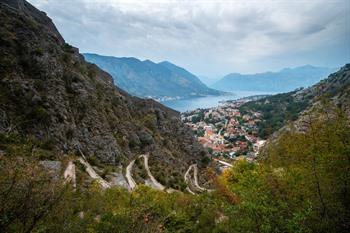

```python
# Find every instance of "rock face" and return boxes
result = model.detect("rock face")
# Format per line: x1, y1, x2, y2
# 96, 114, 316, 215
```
297, 64, 350, 106
291, 64, 350, 128
0, 0, 207, 182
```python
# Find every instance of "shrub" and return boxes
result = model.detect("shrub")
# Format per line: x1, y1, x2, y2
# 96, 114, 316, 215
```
30, 106, 50, 125
143, 114, 157, 132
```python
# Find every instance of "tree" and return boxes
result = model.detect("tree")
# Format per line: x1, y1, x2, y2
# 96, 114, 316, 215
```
0, 157, 68, 233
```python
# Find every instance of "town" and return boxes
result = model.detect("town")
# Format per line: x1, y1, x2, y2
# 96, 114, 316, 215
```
181, 97, 267, 163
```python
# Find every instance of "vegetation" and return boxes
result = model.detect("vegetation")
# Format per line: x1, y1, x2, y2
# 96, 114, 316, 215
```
0, 107, 349, 233
143, 114, 158, 132
1, 3, 348, 232
240, 91, 310, 138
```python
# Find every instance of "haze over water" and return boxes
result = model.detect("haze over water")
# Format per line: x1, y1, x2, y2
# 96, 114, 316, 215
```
161, 91, 276, 112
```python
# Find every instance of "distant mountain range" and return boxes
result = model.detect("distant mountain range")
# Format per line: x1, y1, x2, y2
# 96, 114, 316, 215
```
198, 75, 221, 86
212, 65, 337, 93
239, 64, 350, 139
83, 53, 222, 99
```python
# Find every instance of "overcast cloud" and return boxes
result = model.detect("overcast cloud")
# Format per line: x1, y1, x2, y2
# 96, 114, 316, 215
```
28, 0, 350, 76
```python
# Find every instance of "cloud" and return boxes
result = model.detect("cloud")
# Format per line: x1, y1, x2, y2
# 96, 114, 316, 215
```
28, 0, 350, 75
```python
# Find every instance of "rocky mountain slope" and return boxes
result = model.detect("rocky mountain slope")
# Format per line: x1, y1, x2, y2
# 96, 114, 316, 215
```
0, 0, 209, 190
83, 53, 222, 99
289, 64, 350, 129
213, 65, 336, 93
239, 64, 350, 138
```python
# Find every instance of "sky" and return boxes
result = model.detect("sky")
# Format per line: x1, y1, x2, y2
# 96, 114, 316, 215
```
28, 0, 350, 77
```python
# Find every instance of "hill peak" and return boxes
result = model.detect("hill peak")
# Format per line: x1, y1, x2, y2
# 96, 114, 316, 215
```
83, 54, 221, 98
158, 60, 174, 65
1, 0, 64, 43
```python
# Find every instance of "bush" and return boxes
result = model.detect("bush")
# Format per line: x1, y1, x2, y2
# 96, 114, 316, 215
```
143, 114, 157, 132
87, 155, 100, 167
31, 106, 50, 124
200, 155, 210, 166
0, 157, 68, 233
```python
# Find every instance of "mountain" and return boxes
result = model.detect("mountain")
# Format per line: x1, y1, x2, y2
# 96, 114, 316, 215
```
0, 0, 210, 191
239, 64, 350, 138
198, 75, 221, 86
1, 2, 349, 232
83, 53, 222, 99
212, 65, 337, 93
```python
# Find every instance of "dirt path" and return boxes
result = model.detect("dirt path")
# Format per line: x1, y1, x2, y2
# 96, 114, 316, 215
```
184, 164, 210, 193
63, 161, 76, 188
184, 164, 196, 193
213, 158, 233, 168
186, 187, 195, 195
76, 146, 111, 189
184, 164, 193, 183
141, 153, 165, 191
192, 164, 206, 191
78, 157, 111, 189
125, 159, 137, 190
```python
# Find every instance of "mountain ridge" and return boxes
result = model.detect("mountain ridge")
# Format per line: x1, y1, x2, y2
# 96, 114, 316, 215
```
83, 53, 222, 99
239, 64, 350, 138
212, 65, 337, 93
0, 0, 209, 190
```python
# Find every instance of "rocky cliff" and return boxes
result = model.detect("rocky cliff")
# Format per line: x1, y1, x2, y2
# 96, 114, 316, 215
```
0, 0, 208, 189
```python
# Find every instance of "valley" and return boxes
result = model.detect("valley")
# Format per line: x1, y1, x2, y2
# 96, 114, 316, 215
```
182, 96, 267, 163
0, 0, 349, 232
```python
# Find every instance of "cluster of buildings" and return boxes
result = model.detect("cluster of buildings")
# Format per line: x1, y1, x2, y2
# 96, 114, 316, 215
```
182, 99, 266, 162
150, 96, 182, 102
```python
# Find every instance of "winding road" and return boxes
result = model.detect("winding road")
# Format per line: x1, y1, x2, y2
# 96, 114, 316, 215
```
63, 161, 76, 188
78, 157, 111, 189
184, 164, 209, 193
193, 164, 206, 191
75, 146, 207, 194
184, 164, 193, 183
76, 146, 111, 189
186, 187, 195, 195
140, 153, 165, 191
125, 159, 137, 190
213, 158, 233, 168
125, 154, 166, 191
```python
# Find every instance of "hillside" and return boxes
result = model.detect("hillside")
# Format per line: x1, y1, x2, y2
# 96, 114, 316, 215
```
239, 64, 350, 138
212, 65, 336, 93
0, 0, 209, 191
0, 1, 349, 233
83, 53, 222, 99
